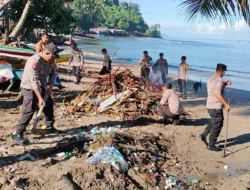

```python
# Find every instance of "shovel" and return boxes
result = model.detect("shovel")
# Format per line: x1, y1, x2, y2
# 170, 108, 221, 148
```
31, 94, 48, 132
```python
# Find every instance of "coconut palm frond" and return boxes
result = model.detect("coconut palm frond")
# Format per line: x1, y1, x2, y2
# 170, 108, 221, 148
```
179, 0, 250, 26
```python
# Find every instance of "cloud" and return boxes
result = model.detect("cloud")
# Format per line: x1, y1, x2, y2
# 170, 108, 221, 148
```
194, 20, 249, 35
234, 19, 248, 31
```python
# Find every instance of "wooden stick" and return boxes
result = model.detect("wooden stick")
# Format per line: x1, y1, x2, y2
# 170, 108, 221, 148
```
223, 99, 230, 158
195, 167, 203, 179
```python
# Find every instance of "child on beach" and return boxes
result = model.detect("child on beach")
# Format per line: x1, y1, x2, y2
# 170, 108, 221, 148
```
149, 64, 163, 92
178, 56, 189, 99
99, 48, 112, 75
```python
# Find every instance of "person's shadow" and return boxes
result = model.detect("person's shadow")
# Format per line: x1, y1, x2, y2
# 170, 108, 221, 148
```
217, 133, 250, 152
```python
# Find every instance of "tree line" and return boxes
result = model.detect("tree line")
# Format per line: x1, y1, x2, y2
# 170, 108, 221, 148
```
1, 0, 161, 40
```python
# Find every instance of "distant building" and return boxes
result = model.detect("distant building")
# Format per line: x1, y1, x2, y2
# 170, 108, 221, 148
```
109, 29, 126, 36
90, 28, 110, 35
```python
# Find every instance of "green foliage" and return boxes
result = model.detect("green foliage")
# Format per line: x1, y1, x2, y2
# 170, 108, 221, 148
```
145, 24, 161, 38
73, 0, 148, 33
3, 0, 157, 37
6, 0, 75, 36
179, 0, 250, 26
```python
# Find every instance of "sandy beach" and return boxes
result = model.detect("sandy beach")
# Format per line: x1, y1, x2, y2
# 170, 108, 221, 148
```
0, 55, 250, 190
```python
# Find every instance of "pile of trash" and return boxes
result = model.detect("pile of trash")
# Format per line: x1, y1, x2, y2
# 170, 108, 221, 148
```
66, 66, 162, 120
84, 127, 203, 189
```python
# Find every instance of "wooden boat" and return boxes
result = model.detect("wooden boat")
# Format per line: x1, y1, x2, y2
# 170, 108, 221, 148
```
0, 46, 70, 69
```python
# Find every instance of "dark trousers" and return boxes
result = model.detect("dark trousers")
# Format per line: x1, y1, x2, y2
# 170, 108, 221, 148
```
141, 67, 150, 79
99, 66, 110, 75
16, 88, 54, 134
202, 109, 224, 146
178, 79, 187, 97
157, 102, 179, 119
162, 73, 167, 83
72, 66, 82, 83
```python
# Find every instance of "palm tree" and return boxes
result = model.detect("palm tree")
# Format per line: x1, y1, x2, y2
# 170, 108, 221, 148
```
179, 0, 250, 26
9, 0, 33, 38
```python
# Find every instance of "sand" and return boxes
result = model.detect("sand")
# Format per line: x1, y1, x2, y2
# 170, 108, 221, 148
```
0, 55, 250, 190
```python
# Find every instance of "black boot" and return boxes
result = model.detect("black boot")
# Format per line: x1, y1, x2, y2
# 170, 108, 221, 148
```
207, 144, 222, 152
200, 134, 208, 146
12, 134, 29, 145
46, 126, 61, 133
58, 85, 65, 90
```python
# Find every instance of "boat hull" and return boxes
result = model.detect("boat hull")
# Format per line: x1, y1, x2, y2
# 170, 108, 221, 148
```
0, 46, 70, 69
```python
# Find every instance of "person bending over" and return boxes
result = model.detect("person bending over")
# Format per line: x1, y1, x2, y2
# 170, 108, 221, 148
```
157, 83, 182, 125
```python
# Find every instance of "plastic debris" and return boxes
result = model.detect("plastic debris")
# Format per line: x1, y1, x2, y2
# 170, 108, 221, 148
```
10, 165, 17, 173
99, 128, 107, 134
165, 177, 177, 189
18, 153, 37, 161
76, 131, 86, 141
192, 179, 200, 184
224, 165, 229, 170
87, 147, 128, 173
91, 128, 100, 135
56, 152, 70, 157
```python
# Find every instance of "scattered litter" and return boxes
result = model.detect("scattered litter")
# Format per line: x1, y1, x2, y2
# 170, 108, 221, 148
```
10, 165, 17, 173
91, 128, 100, 135
76, 131, 86, 141
224, 165, 229, 170
165, 177, 176, 189
56, 152, 70, 157
87, 147, 128, 173
42, 157, 57, 167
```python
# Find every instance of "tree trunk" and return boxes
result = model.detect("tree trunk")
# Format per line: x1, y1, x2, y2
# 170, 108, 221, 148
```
4, 13, 10, 45
0, 0, 16, 12
9, 0, 33, 38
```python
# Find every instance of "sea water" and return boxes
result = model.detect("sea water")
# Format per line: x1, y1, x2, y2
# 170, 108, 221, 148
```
71, 37, 250, 91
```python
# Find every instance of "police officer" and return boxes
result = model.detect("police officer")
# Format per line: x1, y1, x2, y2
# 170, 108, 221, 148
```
68, 43, 84, 84
200, 63, 231, 151
139, 51, 152, 80
12, 43, 59, 145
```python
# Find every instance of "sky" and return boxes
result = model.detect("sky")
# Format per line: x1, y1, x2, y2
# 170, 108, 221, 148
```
127, 0, 250, 40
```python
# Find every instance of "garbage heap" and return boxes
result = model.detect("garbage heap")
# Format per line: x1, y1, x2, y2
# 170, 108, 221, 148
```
85, 128, 203, 189
67, 66, 162, 120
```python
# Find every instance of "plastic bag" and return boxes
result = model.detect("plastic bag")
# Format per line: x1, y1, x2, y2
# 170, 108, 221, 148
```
0, 63, 14, 83
87, 147, 128, 173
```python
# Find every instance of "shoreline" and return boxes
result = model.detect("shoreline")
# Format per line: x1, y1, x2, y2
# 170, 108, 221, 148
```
81, 54, 250, 92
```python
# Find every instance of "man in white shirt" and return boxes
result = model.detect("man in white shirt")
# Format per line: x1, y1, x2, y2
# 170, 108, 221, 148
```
149, 64, 163, 92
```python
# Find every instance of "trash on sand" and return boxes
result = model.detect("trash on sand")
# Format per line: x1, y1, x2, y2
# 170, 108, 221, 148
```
98, 90, 130, 112
91, 128, 100, 135
192, 178, 200, 184
42, 157, 57, 167
10, 165, 17, 173
224, 165, 229, 170
18, 153, 37, 161
76, 131, 86, 141
70, 156, 77, 160
56, 152, 70, 157
165, 177, 177, 189
87, 147, 128, 173
99, 128, 107, 134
